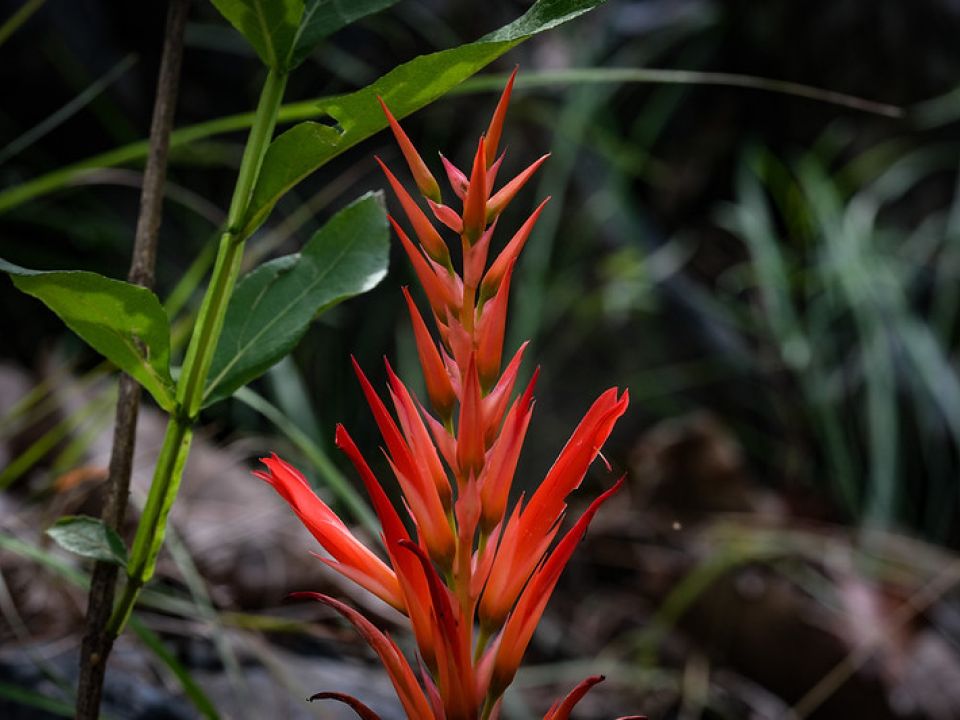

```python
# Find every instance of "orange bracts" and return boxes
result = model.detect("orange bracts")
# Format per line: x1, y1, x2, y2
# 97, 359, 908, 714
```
255, 73, 642, 720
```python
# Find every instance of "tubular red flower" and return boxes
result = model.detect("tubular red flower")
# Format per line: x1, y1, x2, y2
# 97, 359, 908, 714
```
377, 157, 450, 266
402, 286, 456, 421
377, 96, 441, 203
485, 154, 550, 224
254, 454, 403, 611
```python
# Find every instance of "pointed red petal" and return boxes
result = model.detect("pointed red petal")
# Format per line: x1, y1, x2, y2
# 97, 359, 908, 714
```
462, 136, 488, 243
485, 67, 518, 168
482, 343, 529, 443
377, 97, 441, 203
255, 455, 402, 610
479, 368, 537, 532
457, 355, 486, 479
377, 157, 449, 266
486, 154, 550, 223
476, 260, 515, 390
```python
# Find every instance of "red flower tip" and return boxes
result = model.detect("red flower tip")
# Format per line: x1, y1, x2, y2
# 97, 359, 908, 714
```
377, 96, 441, 203
481, 196, 550, 304
485, 66, 518, 168
462, 136, 488, 243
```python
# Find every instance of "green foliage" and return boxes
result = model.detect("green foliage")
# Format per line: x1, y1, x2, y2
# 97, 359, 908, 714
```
210, 0, 401, 72
288, 0, 401, 69
46, 515, 129, 566
0, 260, 176, 411
204, 192, 389, 405
240, 0, 608, 236
209, 0, 303, 70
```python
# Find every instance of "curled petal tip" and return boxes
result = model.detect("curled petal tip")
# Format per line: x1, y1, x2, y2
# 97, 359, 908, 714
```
308, 692, 382, 720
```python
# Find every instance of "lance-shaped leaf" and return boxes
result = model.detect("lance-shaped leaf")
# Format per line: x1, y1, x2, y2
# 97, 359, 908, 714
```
203, 192, 388, 406
210, 0, 304, 70
0, 259, 176, 410
46, 515, 128, 566
240, 0, 608, 238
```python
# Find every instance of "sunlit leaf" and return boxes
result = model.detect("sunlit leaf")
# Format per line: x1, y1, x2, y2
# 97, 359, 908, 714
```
0, 259, 176, 410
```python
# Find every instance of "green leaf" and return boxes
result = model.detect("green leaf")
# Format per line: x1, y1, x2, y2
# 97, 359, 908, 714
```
0, 0, 607, 215
288, 0, 399, 69
0, 259, 177, 410
203, 191, 389, 405
239, 0, 607, 237
46, 515, 128, 566
210, 0, 304, 70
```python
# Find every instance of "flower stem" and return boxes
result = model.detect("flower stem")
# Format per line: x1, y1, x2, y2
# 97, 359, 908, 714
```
106, 67, 288, 639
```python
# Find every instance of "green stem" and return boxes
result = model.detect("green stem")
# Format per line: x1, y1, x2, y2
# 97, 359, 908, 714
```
106, 68, 288, 638
178, 68, 288, 418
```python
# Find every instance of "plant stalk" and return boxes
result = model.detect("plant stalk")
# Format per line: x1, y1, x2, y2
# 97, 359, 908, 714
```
106, 66, 288, 639
75, 1, 190, 718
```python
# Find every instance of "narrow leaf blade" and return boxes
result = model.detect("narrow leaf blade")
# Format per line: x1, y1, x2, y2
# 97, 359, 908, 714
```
203, 191, 389, 405
1, 259, 177, 410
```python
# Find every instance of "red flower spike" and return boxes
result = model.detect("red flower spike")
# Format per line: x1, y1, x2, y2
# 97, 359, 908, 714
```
308, 692, 382, 720
389, 216, 458, 317
486, 153, 550, 224
440, 153, 469, 199
481, 197, 551, 304
377, 96, 442, 203
428, 198, 464, 233
402, 287, 456, 421
262, 73, 641, 720
462, 136, 488, 243
293, 593, 436, 719
376, 157, 450, 266
254, 455, 403, 611
485, 67, 518, 168
490, 478, 626, 699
